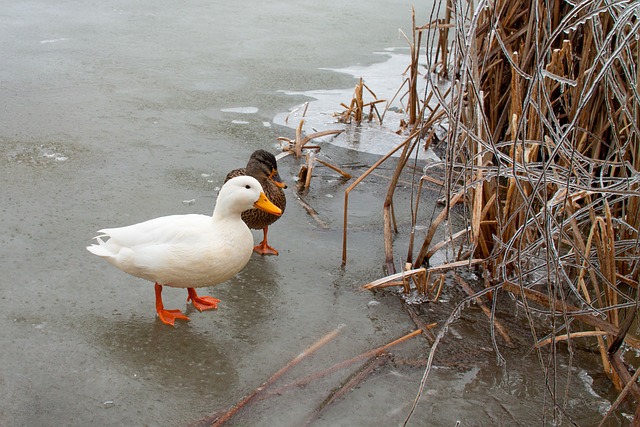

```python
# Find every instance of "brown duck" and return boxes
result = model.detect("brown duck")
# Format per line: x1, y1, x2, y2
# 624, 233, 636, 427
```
225, 149, 287, 255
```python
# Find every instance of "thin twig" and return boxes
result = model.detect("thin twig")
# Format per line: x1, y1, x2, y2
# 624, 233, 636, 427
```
452, 273, 514, 347
210, 325, 344, 426
263, 329, 427, 398
302, 354, 392, 426
597, 366, 640, 427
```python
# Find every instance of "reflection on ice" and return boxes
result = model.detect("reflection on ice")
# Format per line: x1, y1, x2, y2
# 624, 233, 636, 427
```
221, 106, 259, 114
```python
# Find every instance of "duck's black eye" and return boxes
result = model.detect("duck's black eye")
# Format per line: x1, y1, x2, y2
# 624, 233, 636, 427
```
245, 185, 251, 189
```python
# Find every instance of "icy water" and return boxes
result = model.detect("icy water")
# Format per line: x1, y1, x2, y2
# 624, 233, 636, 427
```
0, 1, 626, 426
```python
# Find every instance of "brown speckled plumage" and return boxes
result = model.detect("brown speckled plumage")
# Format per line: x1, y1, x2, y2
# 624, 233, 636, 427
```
225, 150, 286, 255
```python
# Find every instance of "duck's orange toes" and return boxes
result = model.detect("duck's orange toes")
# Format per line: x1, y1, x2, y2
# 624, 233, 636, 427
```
254, 241, 279, 256
155, 283, 190, 326
254, 227, 279, 256
187, 288, 221, 312
157, 308, 190, 326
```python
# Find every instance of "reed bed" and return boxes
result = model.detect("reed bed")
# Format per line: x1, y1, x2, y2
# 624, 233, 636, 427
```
369, 0, 640, 424
267, 1, 639, 422
328, 0, 640, 424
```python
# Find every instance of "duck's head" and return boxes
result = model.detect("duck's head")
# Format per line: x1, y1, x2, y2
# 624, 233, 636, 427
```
246, 149, 288, 190
216, 175, 282, 217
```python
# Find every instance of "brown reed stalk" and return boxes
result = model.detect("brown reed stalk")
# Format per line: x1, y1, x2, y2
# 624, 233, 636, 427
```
263, 329, 426, 398
302, 354, 392, 426
342, 130, 420, 266
210, 325, 344, 426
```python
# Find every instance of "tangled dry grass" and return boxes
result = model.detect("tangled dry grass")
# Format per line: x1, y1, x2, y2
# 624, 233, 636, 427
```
352, 0, 640, 424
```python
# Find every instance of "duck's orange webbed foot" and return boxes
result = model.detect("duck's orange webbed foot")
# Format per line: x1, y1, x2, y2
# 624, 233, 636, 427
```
254, 227, 279, 256
187, 288, 221, 312
254, 241, 279, 256
155, 283, 190, 326
157, 308, 190, 326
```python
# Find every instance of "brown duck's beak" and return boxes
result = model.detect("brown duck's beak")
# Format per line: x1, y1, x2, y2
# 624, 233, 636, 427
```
254, 192, 282, 216
269, 169, 288, 189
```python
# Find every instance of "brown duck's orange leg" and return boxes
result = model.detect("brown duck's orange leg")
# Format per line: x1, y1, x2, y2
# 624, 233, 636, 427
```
187, 288, 221, 312
254, 227, 279, 256
155, 283, 190, 326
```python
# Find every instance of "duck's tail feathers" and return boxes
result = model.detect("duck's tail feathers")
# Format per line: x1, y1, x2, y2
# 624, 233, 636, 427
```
86, 235, 113, 257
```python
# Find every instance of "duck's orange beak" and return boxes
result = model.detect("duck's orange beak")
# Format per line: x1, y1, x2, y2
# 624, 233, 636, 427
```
269, 169, 288, 189
254, 192, 282, 216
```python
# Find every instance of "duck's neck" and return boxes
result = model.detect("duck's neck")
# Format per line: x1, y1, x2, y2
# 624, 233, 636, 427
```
211, 206, 244, 224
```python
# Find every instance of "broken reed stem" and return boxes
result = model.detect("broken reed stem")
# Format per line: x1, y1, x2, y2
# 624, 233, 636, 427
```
355, 78, 363, 122
452, 273, 514, 347
282, 129, 345, 158
304, 152, 314, 190
210, 325, 344, 427
343, 130, 420, 266
339, 78, 387, 123
263, 329, 427, 398
295, 118, 305, 158
502, 282, 640, 350
364, 259, 485, 295
534, 330, 610, 349
315, 158, 352, 179
597, 367, 640, 427
302, 354, 392, 426
363, 268, 427, 290
297, 129, 344, 149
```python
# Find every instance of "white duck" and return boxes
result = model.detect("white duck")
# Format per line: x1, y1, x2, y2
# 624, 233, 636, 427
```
87, 175, 282, 326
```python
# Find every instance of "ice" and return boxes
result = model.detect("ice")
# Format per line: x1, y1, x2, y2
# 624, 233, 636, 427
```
221, 106, 259, 114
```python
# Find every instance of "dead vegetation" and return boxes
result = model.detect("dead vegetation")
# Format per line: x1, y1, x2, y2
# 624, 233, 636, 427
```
277, 102, 351, 192
355, 0, 640, 425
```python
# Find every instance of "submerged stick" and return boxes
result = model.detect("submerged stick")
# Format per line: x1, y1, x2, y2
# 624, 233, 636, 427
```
263, 329, 427, 398
210, 325, 344, 426
303, 354, 392, 426
295, 194, 330, 230
403, 304, 436, 343
609, 353, 640, 403
452, 273, 514, 347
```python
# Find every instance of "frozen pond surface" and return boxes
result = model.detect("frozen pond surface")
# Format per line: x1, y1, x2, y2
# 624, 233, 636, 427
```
0, 1, 625, 426
274, 49, 443, 161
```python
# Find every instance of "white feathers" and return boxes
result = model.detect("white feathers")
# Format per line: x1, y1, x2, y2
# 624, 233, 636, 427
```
87, 176, 267, 288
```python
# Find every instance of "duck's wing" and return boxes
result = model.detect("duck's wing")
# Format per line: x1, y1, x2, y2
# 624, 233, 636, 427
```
96, 214, 210, 249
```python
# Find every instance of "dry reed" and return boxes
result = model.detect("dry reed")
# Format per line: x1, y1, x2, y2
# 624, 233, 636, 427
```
272, 1, 639, 422
342, 1, 640, 424
396, 0, 640, 424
